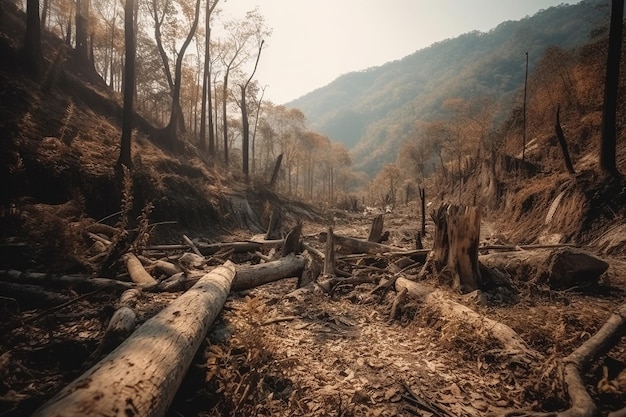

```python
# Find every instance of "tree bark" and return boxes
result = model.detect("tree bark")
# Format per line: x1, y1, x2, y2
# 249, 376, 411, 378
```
124, 253, 158, 287
269, 153, 283, 189
32, 262, 236, 417
232, 254, 305, 291
431, 204, 481, 293
319, 231, 412, 255
324, 226, 335, 276
24, 0, 42, 77
599, 0, 623, 176
0, 270, 136, 292
367, 214, 384, 243
117, 0, 135, 171
555, 105, 575, 175
419, 186, 426, 235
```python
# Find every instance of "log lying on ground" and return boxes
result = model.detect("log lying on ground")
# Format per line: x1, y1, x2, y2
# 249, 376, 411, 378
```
396, 277, 541, 364
232, 254, 305, 291
480, 247, 608, 289
319, 231, 411, 255
0, 270, 136, 291
0, 281, 71, 308
124, 253, 158, 287
33, 262, 236, 417
146, 239, 283, 256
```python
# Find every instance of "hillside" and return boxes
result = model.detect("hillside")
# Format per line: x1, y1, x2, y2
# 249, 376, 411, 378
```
2, 2, 626, 417
287, 0, 610, 176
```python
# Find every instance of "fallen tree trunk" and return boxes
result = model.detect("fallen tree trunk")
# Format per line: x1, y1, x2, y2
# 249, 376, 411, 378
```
232, 254, 305, 291
319, 231, 409, 255
146, 239, 283, 256
480, 247, 608, 289
33, 262, 236, 417
0, 270, 136, 291
124, 253, 158, 287
395, 277, 541, 364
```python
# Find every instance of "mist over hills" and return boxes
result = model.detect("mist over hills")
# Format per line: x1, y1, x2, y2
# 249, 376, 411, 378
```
286, 0, 610, 177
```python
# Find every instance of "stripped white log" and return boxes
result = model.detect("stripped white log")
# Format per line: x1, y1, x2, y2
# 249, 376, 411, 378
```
33, 262, 236, 417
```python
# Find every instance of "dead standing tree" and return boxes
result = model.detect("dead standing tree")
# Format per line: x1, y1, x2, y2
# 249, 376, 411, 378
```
431, 203, 481, 292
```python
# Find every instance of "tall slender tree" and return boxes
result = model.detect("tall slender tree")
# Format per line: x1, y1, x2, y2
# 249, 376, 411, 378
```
599, 0, 623, 176
75, 0, 90, 65
240, 39, 264, 182
24, 0, 43, 77
200, 0, 219, 155
117, 0, 136, 171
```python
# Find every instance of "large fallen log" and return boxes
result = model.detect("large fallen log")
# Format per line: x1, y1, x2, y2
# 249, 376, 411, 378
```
232, 254, 305, 291
395, 277, 541, 364
480, 247, 608, 289
32, 262, 236, 417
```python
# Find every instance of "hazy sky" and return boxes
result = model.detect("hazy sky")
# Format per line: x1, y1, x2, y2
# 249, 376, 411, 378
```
220, 0, 574, 104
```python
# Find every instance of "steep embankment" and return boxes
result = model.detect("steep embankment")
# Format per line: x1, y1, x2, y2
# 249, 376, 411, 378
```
0, 4, 315, 272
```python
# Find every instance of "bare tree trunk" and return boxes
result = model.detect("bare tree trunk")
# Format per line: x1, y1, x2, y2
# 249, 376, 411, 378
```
367, 214, 384, 243
117, 0, 135, 171
33, 263, 236, 417
25, 0, 42, 77
555, 105, 575, 175
599, 0, 623, 176
431, 204, 481, 293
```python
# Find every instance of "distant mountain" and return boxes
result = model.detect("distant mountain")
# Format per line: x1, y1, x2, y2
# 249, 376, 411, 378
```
286, 0, 610, 176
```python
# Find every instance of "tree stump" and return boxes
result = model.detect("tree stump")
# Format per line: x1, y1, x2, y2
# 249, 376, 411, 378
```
431, 203, 481, 293
367, 214, 384, 242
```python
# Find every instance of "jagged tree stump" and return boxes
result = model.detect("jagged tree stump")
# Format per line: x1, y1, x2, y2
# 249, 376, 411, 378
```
431, 203, 481, 293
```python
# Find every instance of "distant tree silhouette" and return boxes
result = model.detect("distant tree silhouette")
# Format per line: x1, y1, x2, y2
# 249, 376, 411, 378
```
24, 0, 42, 77
599, 0, 623, 176
117, 0, 136, 171
240, 40, 264, 182
74, 0, 90, 65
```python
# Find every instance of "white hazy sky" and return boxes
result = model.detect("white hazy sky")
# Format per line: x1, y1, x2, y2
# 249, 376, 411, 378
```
219, 0, 574, 104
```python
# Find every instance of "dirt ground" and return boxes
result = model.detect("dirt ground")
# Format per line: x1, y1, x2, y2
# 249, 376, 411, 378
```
1, 206, 626, 417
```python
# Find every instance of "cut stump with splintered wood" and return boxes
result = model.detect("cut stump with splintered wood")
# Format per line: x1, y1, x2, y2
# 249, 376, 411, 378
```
431, 204, 481, 293
33, 262, 236, 417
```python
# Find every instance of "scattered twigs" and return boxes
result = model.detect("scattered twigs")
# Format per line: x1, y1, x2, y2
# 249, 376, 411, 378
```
402, 381, 455, 417
260, 315, 299, 326
19, 288, 104, 327
182, 234, 203, 257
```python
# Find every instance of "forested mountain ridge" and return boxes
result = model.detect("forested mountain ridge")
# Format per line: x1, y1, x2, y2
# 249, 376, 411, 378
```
287, 0, 610, 176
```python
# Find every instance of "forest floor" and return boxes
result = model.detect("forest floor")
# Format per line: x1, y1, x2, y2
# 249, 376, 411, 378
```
1, 205, 626, 417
